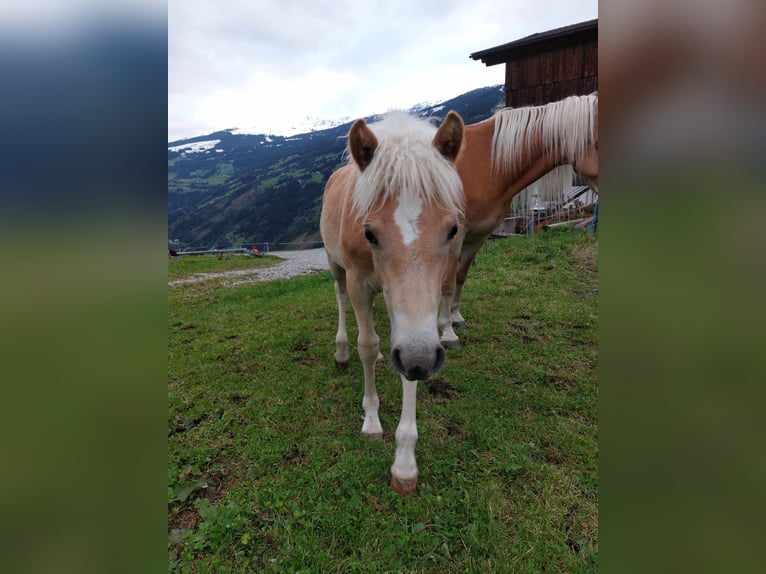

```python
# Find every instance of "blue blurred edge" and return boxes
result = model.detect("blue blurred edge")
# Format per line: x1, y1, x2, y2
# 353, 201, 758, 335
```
0, 7, 168, 574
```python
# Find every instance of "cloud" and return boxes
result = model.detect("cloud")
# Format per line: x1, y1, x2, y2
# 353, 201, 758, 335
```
168, 0, 598, 140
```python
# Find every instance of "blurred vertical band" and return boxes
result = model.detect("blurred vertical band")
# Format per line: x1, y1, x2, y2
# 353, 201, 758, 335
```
0, 2, 167, 573
600, 0, 766, 572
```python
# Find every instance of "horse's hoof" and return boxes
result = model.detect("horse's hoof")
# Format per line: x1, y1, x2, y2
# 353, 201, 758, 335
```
375, 355, 385, 367
364, 432, 383, 441
335, 360, 348, 371
391, 475, 418, 496
441, 339, 462, 350
452, 320, 468, 329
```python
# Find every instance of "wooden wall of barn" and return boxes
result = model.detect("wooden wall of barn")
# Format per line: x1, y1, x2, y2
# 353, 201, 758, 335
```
504, 31, 597, 108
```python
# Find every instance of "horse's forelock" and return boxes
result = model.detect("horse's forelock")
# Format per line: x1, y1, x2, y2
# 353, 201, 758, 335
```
349, 113, 464, 220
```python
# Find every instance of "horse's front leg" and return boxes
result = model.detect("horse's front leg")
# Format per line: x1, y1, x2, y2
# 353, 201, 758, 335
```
391, 375, 418, 495
348, 278, 383, 439
439, 237, 462, 348
450, 276, 468, 329
439, 280, 461, 349
451, 248, 479, 329
331, 265, 350, 369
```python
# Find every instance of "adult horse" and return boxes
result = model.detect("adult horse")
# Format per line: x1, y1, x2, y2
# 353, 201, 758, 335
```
320, 111, 465, 495
439, 94, 598, 348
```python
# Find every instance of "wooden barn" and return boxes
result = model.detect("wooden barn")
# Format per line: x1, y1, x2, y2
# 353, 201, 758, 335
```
470, 19, 598, 234
470, 18, 597, 108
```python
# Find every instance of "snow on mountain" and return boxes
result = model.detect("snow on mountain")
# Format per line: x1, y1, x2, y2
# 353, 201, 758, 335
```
222, 101, 448, 139
168, 139, 221, 153
409, 100, 440, 115
168, 85, 505, 149
230, 115, 352, 137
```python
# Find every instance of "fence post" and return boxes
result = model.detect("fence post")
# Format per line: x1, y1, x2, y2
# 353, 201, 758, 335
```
589, 201, 598, 234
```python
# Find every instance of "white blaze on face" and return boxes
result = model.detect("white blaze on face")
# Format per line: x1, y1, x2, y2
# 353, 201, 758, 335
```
394, 194, 423, 246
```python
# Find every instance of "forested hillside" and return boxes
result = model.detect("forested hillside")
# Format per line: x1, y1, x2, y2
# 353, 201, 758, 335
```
168, 85, 505, 249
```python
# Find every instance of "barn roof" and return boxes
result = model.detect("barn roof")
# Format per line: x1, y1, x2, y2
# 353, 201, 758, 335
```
470, 19, 598, 66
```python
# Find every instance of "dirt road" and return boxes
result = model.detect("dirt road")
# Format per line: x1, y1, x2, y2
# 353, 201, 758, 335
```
168, 248, 330, 287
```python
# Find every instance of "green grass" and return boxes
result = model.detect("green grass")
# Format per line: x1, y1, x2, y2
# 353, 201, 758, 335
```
168, 162, 235, 195
258, 176, 281, 190
168, 254, 281, 281
207, 162, 234, 186
168, 227, 598, 573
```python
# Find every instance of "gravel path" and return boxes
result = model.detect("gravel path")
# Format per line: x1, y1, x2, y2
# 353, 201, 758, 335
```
168, 248, 330, 287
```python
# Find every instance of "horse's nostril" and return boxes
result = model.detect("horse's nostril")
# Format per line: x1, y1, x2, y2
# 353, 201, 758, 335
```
407, 366, 428, 381
391, 347, 403, 373
392, 345, 445, 380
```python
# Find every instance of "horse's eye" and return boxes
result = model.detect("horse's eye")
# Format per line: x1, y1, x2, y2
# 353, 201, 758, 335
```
364, 228, 378, 245
447, 224, 458, 241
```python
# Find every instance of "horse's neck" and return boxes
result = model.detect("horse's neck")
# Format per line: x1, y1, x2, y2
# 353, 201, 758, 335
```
499, 112, 581, 217
505, 154, 558, 195
461, 119, 560, 234
493, 134, 563, 214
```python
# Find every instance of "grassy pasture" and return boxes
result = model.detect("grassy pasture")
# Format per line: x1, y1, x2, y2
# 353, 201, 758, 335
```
168, 227, 598, 573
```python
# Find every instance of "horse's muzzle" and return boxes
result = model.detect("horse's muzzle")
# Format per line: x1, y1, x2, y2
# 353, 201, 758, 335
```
391, 344, 445, 381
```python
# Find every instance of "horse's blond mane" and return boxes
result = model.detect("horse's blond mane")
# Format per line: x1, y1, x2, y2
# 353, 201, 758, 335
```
491, 94, 597, 175
348, 112, 464, 219
492, 94, 597, 211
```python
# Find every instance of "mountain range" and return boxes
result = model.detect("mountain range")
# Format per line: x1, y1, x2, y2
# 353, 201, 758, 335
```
168, 85, 505, 250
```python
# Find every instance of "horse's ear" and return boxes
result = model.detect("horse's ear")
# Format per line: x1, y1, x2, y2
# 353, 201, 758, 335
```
349, 119, 378, 171
433, 110, 464, 163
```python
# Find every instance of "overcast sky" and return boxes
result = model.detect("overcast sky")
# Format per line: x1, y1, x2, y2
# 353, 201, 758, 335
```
168, 0, 597, 142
